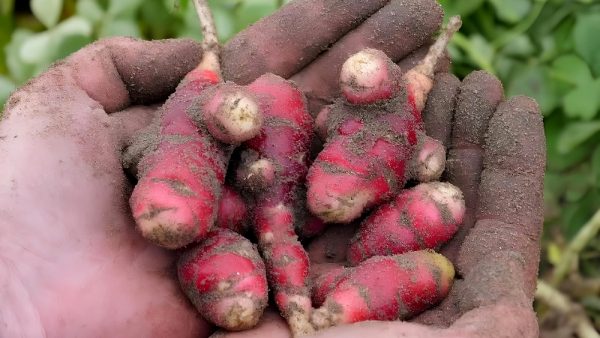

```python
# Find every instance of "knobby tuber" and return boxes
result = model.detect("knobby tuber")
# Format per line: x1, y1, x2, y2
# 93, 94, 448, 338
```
311, 250, 455, 329
178, 229, 268, 330
348, 182, 465, 265
307, 17, 462, 224
128, 0, 263, 249
235, 74, 319, 336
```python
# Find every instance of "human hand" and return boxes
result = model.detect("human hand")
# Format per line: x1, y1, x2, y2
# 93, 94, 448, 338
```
0, 0, 544, 337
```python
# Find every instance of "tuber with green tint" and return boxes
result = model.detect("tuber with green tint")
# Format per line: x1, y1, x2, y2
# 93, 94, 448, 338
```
311, 250, 455, 330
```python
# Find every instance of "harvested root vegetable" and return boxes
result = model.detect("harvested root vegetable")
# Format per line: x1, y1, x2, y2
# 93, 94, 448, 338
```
311, 250, 454, 329
190, 83, 263, 144
235, 74, 318, 336
128, 0, 262, 249
177, 229, 268, 331
215, 185, 248, 234
347, 182, 465, 265
307, 17, 462, 224
411, 135, 447, 182
311, 264, 346, 307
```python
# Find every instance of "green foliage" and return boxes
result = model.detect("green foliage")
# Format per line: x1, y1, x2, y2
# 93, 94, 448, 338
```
0, 0, 282, 109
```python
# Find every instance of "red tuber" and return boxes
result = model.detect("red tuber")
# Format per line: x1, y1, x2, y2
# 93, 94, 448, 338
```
177, 229, 268, 330
129, 0, 262, 249
347, 182, 465, 265
311, 250, 455, 330
235, 74, 319, 336
307, 17, 462, 224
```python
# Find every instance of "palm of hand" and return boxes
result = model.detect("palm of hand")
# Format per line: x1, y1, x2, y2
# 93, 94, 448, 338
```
0, 1, 545, 337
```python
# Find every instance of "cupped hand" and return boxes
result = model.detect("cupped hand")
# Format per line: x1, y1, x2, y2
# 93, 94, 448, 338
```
0, 0, 544, 337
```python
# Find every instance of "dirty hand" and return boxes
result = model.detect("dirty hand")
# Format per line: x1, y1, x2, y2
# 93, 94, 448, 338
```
0, 0, 544, 337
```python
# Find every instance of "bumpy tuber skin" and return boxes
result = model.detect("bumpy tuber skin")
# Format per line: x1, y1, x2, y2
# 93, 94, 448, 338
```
311, 250, 455, 330
190, 83, 263, 144
347, 182, 465, 265
177, 229, 268, 331
411, 134, 446, 182
339, 48, 402, 105
215, 185, 248, 234
311, 264, 347, 307
235, 74, 317, 336
306, 17, 462, 224
128, 0, 264, 249
129, 68, 224, 249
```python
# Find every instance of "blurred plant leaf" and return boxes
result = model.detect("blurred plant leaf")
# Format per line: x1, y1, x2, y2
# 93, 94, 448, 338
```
234, 0, 277, 32
0, 75, 15, 109
507, 64, 559, 114
488, 0, 532, 24
100, 19, 141, 38
547, 242, 563, 266
558, 122, 600, 154
546, 116, 594, 172
439, 0, 485, 17
31, 0, 64, 28
550, 54, 593, 87
54, 16, 93, 37
19, 32, 52, 64
1, 0, 14, 16
561, 190, 597, 239
5, 29, 36, 83
592, 145, 600, 187
76, 0, 105, 24
562, 79, 600, 120
574, 13, 600, 76
108, 0, 143, 17
501, 34, 535, 57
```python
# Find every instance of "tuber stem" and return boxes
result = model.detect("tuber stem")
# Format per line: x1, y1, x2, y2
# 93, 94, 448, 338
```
413, 16, 462, 79
193, 0, 222, 76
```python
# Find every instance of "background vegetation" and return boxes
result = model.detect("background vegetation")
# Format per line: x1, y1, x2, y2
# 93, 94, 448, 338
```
1, 0, 600, 336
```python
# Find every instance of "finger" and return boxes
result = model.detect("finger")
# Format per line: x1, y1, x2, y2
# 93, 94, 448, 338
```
458, 96, 545, 298
66, 37, 201, 112
421, 73, 461, 148
448, 302, 538, 338
397, 43, 452, 75
211, 310, 290, 338
109, 105, 159, 145
311, 320, 447, 338
290, 0, 443, 113
222, 0, 389, 84
441, 71, 504, 265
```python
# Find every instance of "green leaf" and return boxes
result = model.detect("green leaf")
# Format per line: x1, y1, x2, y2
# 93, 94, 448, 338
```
592, 145, 600, 187
54, 16, 93, 36
108, 0, 143, 17
501, 35, 535, 57
488, 0, 531, 24
1, 0, 14, 16
5, 29, 37, 83
76, 0, 105, 24
54, 34, 93, 60
574, 13, 600, 76
507, 65, 559, 114
550, 54, 593, 87
99, 19, 141, 38
19, 32, 53, 64
31, 0, 64, 28
557, 122, 600, 154
546, 115, 595, 172
234, 0, 277, 32
562, 79, 600, 120
438, 0, 485, 17
0, 75, 16, 110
